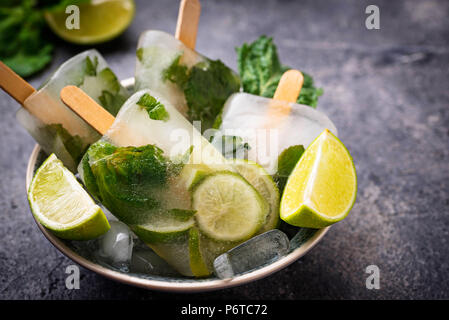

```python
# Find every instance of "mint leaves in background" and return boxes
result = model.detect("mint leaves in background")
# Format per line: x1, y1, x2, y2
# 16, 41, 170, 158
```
0, 0, 88, 77
236, 35, 323, 108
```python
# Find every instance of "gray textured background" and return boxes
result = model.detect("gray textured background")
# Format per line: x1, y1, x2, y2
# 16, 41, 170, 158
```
1, 0, 448, 299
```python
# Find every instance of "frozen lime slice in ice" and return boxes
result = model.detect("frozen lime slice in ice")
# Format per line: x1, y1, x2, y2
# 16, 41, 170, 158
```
188, 228, 210, 277
192, 171, 267, 242
232, 159, 280, 233
132, 209, 196, 244
28, 154, 110, 240
280, 129, 357, 228
44, 0, 135, 45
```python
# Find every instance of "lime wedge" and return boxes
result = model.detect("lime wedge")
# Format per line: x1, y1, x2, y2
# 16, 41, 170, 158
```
44, 0, 135, 45
232, 159, 280, 233
28, 154, 110, 240
280, 129, 357, 228
132, 209, 196, 244
192, 171, 267, 242
188, 228, 210, 277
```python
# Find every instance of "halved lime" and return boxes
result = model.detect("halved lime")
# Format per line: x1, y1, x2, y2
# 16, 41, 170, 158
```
192, 171, 267, 242
280, 129, 357, 228
28, 154, 110, 240
232, 159, 280, 233
44, 0, 135, 45
131, 209, 195, 244
188, 228, 210, 277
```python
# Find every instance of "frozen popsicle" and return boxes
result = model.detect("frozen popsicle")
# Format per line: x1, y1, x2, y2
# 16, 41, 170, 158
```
214, 70, 338, 175
134, 0, 240, 130
0, 50, 130, 172
61, 86, 273, 277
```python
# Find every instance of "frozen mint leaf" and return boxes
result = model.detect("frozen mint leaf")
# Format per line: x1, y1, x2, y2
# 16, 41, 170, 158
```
236, 35, 323, 108
98, 90, 127, 116
98, 68, 120, 93
212, 134, 250, 159
136, 47, 144, 62
162, 55, 240, 131
162, 54, 189, 88
184, 59, 240, 130
137, 93, 169, 121
84, 56, 98, 76
84, 141, 173, 224
42, 123, 88, 165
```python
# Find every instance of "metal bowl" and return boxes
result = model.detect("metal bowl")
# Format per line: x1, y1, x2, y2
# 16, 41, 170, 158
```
24, 78, 330, 292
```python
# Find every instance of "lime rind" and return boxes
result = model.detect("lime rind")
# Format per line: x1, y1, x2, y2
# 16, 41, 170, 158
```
131, 211, 195, 244
188, 228, 211, 277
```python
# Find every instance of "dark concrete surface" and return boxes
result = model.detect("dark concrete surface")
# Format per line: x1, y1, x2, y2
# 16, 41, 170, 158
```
1, 0, 448, 299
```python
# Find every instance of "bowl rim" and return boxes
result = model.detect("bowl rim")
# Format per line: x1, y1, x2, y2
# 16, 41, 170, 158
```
24, 76, 330, 292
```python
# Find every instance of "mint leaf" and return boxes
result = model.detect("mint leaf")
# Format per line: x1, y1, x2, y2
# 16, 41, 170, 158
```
98, 90, 127, 116
162, 56, 240, 131
212, 134, 250, 159
85, 141, 172, 224
162, 54, 189, 88
236, 36, 323, 108
137, 93, 170, 121
3, 44, 53, 77
42, 123, 88, 165
184, 59, 240, 130
0, 1, 53, 77
84, 56, 98, 76
273, 145, 305, 191
136, 47, 144, 62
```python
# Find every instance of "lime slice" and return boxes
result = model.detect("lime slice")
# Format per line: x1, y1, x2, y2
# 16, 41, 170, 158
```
131, 209, 195, 244
44, 0, 135, 45
188, 228, 210, 277
232, 159, 280, 233
177, 164, 210, 191
28, 154, 110, 240
280, 129, 357, 228
192, 171, 267, 242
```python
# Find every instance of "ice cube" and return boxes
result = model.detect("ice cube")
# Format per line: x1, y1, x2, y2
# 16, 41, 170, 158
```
130, 243, 179, 276
213, 229, 290, 279
96, 221, 133, 271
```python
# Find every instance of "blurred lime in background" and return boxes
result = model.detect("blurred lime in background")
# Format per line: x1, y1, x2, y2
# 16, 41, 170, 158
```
0, 0, 135, 77
45, 0, 135, 45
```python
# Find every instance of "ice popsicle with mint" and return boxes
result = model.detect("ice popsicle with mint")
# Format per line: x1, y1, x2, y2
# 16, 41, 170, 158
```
214, 70, 338, 175
16, 50, 130, 172
62, 87, 272, 277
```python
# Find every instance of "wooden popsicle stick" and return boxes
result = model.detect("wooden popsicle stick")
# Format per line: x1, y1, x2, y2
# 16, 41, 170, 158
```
175, 0, 201, 49
264, 70, 304, 128
60, 86, 115, 136
0, 61, 36, 105
273, 69, 304, 103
